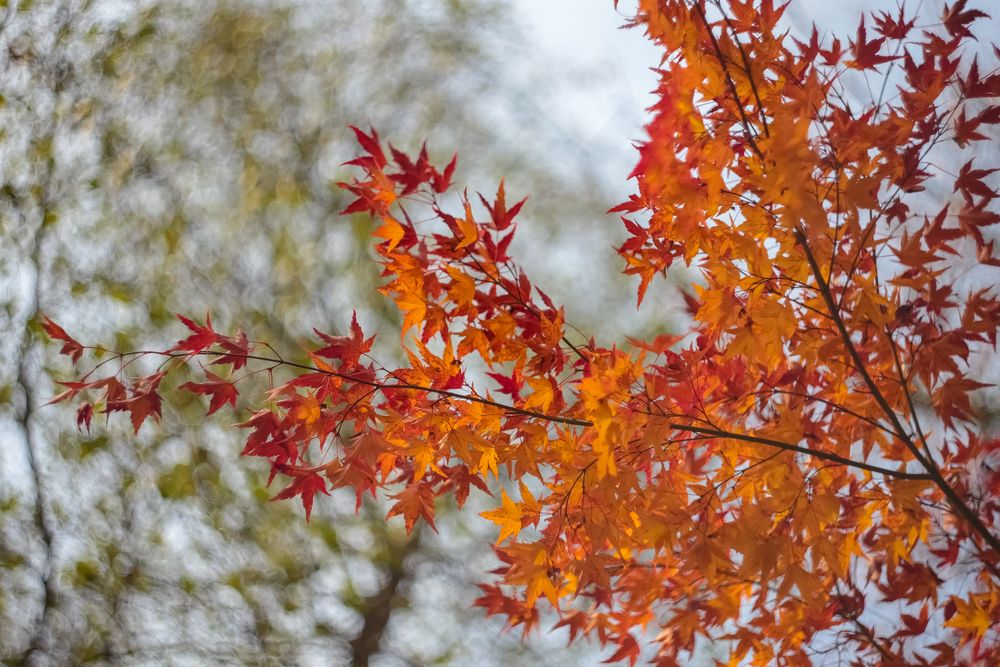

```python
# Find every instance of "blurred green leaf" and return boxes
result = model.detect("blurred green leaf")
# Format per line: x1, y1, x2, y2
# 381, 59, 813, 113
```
157, 463, 196, 499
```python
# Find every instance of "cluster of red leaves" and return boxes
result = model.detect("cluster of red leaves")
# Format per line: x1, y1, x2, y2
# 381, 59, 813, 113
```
46, 1, 1000, 665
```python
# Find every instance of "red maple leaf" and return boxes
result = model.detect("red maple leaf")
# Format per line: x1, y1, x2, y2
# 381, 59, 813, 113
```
211, 330, 251, 370
345, 125, 386, 169
943, 0, 988, 38
954, 160, 998, 205
313, 311, 374, 368
40, 315, 83, 362
169, 314, 219, 354
76, 403, 93, 433
874, 6, 915, 39
270, 467, 329, 521
486, 370, 523, 398
105, 373, 164, 434
603, 634, 640, 666
848, 17, 897, 70
180, 371, 239, 415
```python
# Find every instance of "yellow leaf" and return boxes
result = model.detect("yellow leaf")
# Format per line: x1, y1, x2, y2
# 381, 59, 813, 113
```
523, 376, 554, 412
481, 489, 521, 543
373, 215, 405, 252
478, 447, 499, 479
945, 594, 994, 639
292, 395, 321, 425
445, 267, 476, 307
456, 216, 478, 249
526, 569, 559, 607
457, 196, 478, 249
396, 291, 426, 338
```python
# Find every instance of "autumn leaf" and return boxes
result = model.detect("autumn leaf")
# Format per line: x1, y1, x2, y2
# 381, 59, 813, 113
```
40, 315, 84, 362
347, 124, 386, 169
944, 594, 994, 639
603, 634, 639, 666
46, 4, 1000, 664
943, 0, 988, 38
179, 371, 239, 415
481, 489, 521, 544
211, 330, 251, 370
313, 311, 375, 368
169, 313, 218, 354
848, 16, 896, 70
76, 403, 93, 433
386, 481, 436, 534
270, 467, 329, 522
105, 373, 164, 434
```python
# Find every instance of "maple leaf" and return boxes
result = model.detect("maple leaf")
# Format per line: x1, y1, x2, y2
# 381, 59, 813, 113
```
954, 159, 998, 204
47, 380, 92, 406
899, 605, 930, 638
270, 467, 329, 522
169, 314, 218, 354
105, 373, 164, 434
386, 481, 436, 534
961, 56, 1000, 99
347, 124, 386, 169
820, 36, 844, 66
313, 311, 374, 368
603, 634, 640, 666
210, 330, 250, 370
874, 6, 915, 39
486, 369, 523, 399
440, 463, 491, 508
481, 489, 522, 543
848, 17, 896, 70
40, 315, 83, 362
522, 376, 555, 412
237, 410, 280, 447
372, 214, 406, 252
944, 594, 994, 639
389, 142, 435, 195
76, 403, 93, 433
943, 0, 988, 38
180, 371, 239, 415
478, 179, 526, 231
432, 153, 458, 193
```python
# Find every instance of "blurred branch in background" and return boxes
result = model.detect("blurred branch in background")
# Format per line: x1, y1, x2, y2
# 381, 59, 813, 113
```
0, 0, 624, 665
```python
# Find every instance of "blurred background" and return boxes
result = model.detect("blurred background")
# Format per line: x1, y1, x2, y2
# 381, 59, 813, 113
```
0, 1, 662, 665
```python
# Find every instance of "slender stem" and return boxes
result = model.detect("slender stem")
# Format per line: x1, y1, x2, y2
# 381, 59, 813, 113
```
795, 228, 928, 465
92, 347, 933, 482
795, 227, 1000, 558
133, 349, 594, 428
715, 0, 769, 137
670, 424, 932, 481
691, 0, 765, 160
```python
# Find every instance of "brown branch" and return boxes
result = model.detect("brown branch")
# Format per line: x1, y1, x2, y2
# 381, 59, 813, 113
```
96, 348, 935, 482
795, 227, 1000, 559
670, 424, 932, 481
714, 0, 769, 137
885, 326, 936, 468
691, 0, 764, 160
124, 349, 594, 428
350, 529, 418, 666
795, 228, 926, 459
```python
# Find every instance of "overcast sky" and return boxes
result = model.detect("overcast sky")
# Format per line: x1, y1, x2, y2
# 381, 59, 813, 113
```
510, 0, 997, 177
